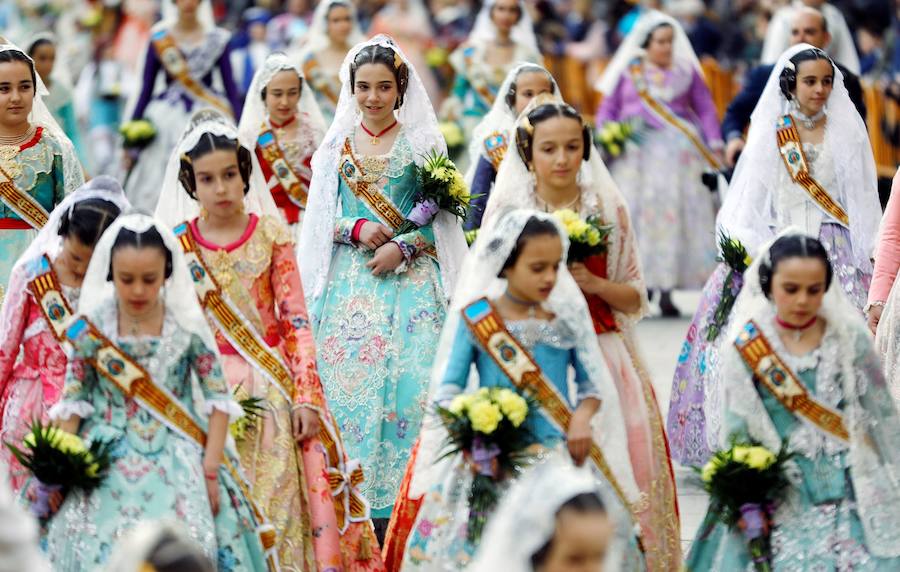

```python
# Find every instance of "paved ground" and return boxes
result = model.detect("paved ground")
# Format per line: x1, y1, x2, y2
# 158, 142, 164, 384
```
632, 291, 708, 554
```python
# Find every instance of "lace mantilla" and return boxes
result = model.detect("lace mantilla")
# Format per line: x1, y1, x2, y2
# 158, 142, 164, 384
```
348, 126, 415, 179
2, 130, 64, 192
505, 317, 577, 350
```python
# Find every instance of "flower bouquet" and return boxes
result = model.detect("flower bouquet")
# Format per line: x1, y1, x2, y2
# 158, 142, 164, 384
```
705, 231, 753, 342
119, 119, 156, 150
439, 121, 465, 154
595, 119, 644, 159
396, 150, 474, 235
435, 387, 536, 543
6, 421, 113, 518
229, 384, 266, 442
553, 209, 612, 263
698, 440, 794, 572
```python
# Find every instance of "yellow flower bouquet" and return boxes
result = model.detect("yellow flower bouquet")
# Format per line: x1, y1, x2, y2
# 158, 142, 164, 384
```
6, 421, 113, 518
438, 121, 465, 153
553, 209, 612, 263
435, 387, 536, 543
594, 118, 644, 159
698, 439, 794, 572
396, 150, 476, 235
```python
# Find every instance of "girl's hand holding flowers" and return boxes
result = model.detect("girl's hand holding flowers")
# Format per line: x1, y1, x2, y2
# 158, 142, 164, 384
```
569, 262, 606, 296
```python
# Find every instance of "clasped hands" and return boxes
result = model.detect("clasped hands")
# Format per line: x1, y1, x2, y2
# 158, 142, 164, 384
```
358, 221, 405, 276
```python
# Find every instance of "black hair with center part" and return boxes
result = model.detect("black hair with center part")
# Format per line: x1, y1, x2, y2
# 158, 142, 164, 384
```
778, 48, 834, 101
177, 112, 253, 199
530, 492, 607, 568
27, 37, 54, 57
490, 0, 523, 25
260, 63, 303, 101
0, 49, 37, 88
58, 198, 122, 247
498, 216, 560, 276
108, 226, 174, 281
326, 0, 353, 20
516, 102, 591, 166
349, 42, 409, 109
759, 234, 833, 298
641, 23, 673, 49
504, 64, 557, 111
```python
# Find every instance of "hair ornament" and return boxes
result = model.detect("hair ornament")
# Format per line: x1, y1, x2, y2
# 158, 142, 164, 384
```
394, 52, 403, 69
784, 60, 796, 72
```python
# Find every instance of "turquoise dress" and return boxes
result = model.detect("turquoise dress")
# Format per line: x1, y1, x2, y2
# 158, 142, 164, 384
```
44, 304, 269, 572
0, 128, 75, 300
310, 128, 446, 518
686, 317, 900, 571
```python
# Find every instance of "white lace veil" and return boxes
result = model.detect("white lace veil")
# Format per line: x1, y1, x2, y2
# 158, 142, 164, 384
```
595, 9, 702, 96
409, 209, 639, 507
154, 109, 283, 230
24, 31, 74, 94
469, 450, 634, 572
160, 0, 216, 31
468, 0, 540, 54
0, 43, 83, 194
298, 34, 468, 301
464, 62, 559, 186
79, 212, 219, 351
237, 52, 327, 155
716, 44, 881, 268
298, 0, 365, 57
718, 228, 900, 557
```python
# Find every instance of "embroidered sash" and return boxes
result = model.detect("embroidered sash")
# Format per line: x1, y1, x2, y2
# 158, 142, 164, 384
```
151, 30, 232, 117
173, 222, 295, 402
0, 162, 49, 229
338, 138, 438, 259
257, 127, 310, 208
28, 255, 74, 341
61, 316, 279, 558
303, 57, 340, 106
775, 115, 849, 226
735, 320, 849, 443
461, 297, 633, 512
627, 60, 722, 170
483, 132, 508, 170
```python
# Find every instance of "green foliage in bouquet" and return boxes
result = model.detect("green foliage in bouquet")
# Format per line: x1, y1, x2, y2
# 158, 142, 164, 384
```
119, 119, 156, 149
396, 150, 478, 235
464, 229, 479, 247
229, 384, 266, 442
706, 231, 753, 342
595, 119, 644, 158
553, 209, 612, 263
6, 421, 113, 493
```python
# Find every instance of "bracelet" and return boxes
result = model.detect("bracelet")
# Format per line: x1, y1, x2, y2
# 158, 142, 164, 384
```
204, 468, 218, 481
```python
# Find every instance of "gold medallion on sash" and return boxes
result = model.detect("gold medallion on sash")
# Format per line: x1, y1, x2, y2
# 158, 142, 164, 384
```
735, 320, 849, 442
0, 147, 50, 229
775, 115, 849, 226
627, 60, 722, 170
28, 255, 74, 341
338, 138, 438, 259
151, 30, 232, 117
461, 297, 636, 514
257, 125, 309, 207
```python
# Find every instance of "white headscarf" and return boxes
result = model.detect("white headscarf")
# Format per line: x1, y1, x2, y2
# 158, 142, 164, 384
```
160, 0, 216, 31
718, 228, 900, 557
298, 0, 365, 57
0, 43, 83, 194
298, 35, 468, 301
468, 0, 540, 54
237, 52, 327, 152
154, 109, 282, 231
716, 44, 880, 271
595, 9, 702, 96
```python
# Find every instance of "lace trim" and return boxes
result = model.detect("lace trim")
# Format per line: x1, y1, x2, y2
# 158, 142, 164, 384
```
203, 399, 243, 423
48, 400, 94, 421
349, 126, 415, 179
506, 317, 577, 350
5, 131, 64, 192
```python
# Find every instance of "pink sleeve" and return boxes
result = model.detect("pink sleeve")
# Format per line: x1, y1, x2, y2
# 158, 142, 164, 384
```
688, 69, 723, 148
270, 240, 327, 409
0, 268, 32, 404
869, 172, 900, 304
595, 76, 625, 126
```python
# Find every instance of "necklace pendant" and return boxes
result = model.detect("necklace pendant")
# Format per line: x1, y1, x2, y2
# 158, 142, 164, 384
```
371, 136, 380, 146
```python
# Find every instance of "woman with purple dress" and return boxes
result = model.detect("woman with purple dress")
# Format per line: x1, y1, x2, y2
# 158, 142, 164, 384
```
596, 10, 722, 317
123, 0, 242, 213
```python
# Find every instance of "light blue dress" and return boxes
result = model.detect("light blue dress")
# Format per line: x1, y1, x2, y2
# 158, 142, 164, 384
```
686, 318, 900, 571
310, 128, 446, 518
44, 304, 269, 572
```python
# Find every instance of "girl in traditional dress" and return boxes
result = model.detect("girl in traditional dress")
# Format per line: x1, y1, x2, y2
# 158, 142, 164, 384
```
595, 10, 722, 317
443, 0, 541, 142
463, 62, 557, 230
155, 110, 383, 571
481, 97, 681, 571
0, 176, 127, 493
399, 210, 644, 571
0, 43, 84, 300
298, 35, 467, 527
237, 53, 326, 237
296, 0, 365, 123
687, 232, 900, 570
123, 0, 242, 213
667, 44, 882, 467
870, 169, 900, 400
46, 213, 271, 572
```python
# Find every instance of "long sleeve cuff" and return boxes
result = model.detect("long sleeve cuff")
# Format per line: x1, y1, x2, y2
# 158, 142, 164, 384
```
49, 400, 94, 421
204, 399, 244, 423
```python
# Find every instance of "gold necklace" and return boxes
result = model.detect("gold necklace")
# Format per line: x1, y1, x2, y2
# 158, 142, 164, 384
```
0, 124, 35, 147
537, 191, 581, 213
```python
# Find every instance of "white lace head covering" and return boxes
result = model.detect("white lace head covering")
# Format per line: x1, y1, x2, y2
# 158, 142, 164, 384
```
237, 52, 327, 151
300, 0, 365, 56
719, 228, 900, 557
469, 0, 539, 54
595, 9, 701, 96
24, 31, 74, 91
298, 34, 468, 301
0, 43, 83, 194
409, 209, 639, 508
469, 450, 635, 572
79, 212, 218, 350
716, 43, 881, 269
160, 0, 216, 31
155, 109, 282, 230
464, 62, 559, 186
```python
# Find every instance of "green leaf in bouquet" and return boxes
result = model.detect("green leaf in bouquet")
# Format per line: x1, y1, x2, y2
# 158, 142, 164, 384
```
717, 230, 752, 273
